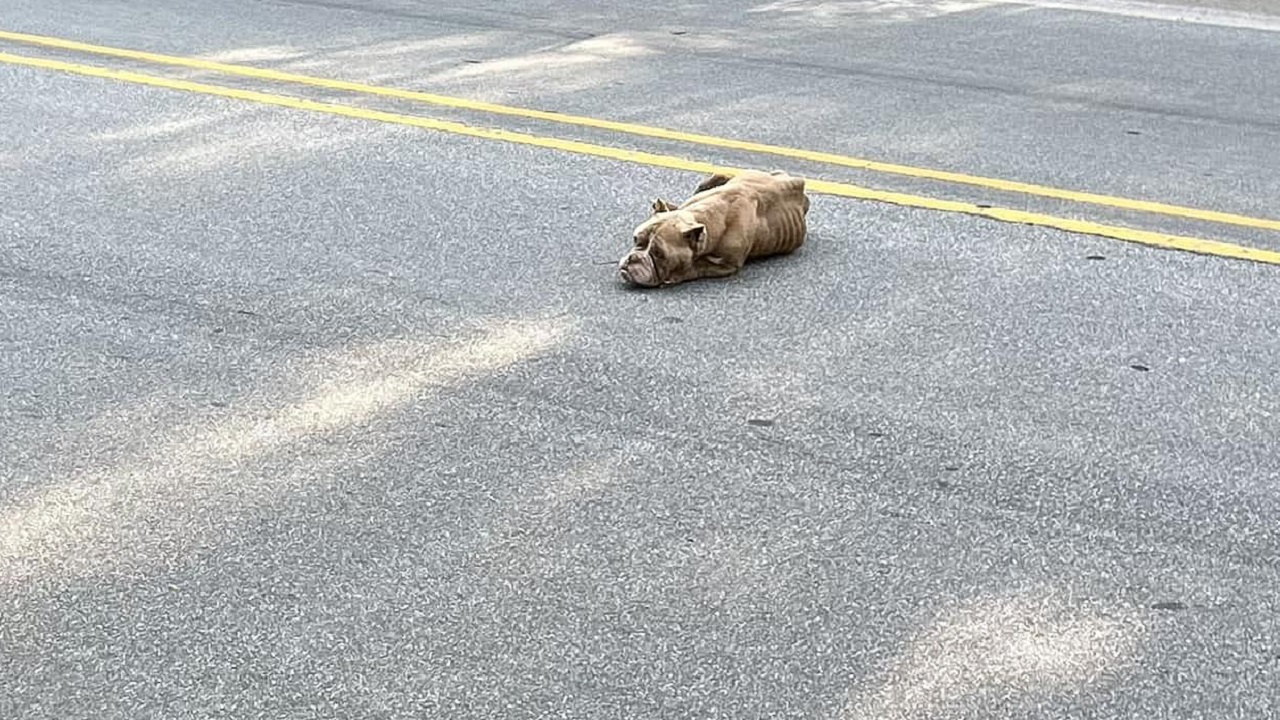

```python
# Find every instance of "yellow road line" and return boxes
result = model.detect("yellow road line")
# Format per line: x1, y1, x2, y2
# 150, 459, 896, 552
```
2, 27, 1278, 234
3, 50, 1279, 268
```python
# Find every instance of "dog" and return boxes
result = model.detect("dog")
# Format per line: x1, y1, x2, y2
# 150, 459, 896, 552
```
617, 169, 811, 288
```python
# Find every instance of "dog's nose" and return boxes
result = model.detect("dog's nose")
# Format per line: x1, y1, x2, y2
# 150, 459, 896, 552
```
619, 266, 632, 283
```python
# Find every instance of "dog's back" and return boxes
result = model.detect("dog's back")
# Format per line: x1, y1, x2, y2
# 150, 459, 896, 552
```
682, 170, 809, 259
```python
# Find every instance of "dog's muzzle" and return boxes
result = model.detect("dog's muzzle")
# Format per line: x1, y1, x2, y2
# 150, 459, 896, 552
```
618, 252, 657, 287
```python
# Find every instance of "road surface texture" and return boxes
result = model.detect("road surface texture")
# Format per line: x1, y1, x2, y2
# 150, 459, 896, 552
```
1, 1, 1278, 718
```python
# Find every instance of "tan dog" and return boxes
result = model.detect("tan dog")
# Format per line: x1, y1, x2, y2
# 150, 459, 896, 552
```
617, 169, 811, 288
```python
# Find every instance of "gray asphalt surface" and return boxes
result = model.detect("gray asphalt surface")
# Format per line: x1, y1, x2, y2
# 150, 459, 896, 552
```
2, 1, 1279, 718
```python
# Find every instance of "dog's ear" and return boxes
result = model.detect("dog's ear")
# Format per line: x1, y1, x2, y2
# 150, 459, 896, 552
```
651, 198, 677, 214
679, 222, 707, 253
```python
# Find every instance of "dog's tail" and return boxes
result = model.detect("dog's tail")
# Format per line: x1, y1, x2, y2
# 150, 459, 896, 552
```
693, 172, 733, 194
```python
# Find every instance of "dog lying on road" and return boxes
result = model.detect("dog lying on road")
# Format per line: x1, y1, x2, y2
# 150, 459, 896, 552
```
617, 169, 811, 288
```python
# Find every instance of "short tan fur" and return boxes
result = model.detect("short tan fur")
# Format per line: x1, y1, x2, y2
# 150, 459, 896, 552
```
617, 169, 811, 288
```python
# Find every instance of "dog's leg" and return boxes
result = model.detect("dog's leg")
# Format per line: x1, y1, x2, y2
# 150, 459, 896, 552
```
695, 259, 743, 280
693, 173, 733, 194
694, 247, 748, 280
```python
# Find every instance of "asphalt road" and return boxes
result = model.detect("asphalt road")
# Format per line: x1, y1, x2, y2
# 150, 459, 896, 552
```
2, 1, 1279, 718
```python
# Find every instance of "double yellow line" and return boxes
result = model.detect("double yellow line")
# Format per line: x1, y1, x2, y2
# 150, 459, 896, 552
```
2, 28, 1278, 265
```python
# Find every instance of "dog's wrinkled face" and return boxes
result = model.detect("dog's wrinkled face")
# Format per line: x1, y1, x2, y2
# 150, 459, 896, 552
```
618, 201, 706, 288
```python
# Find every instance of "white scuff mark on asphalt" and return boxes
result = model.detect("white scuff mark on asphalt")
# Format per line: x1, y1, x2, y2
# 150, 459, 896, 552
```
997, 0, 1280, 33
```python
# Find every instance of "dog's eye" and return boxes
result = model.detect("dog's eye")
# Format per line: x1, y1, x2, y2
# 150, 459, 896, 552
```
634, 235, 648, 248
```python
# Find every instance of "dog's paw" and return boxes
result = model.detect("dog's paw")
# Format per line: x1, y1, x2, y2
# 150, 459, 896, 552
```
694, 173, 732, 194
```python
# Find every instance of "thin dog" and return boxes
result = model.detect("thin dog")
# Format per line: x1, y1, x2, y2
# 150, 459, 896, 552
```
617, 169, 811, 288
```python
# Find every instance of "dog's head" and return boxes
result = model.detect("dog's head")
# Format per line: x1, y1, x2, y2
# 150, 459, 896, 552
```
617, 200, 707, 288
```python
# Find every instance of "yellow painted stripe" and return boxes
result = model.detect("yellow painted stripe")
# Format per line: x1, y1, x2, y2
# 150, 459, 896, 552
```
3, 50, 1279, 268
2, 27, 1278, 234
